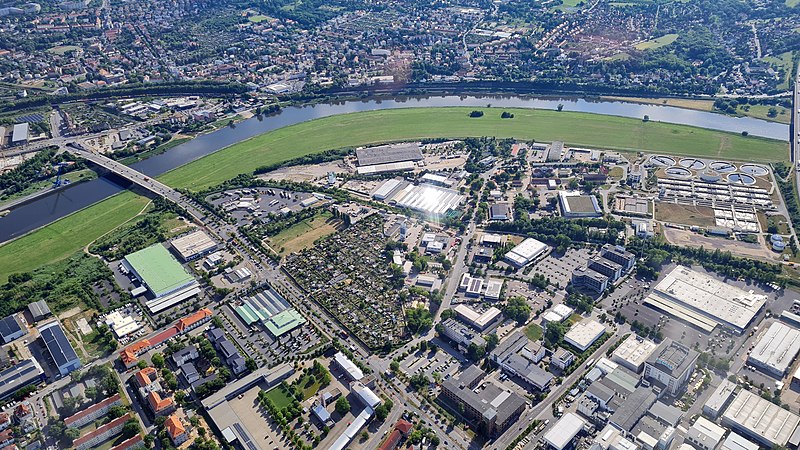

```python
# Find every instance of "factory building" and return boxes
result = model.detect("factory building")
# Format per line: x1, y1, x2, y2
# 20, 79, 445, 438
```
39, 321, 81, 376
504, 237, 548, 268
0, 359, 44, 400
643, 265, 765, 334
611, 334, 658, 373
122, 244, 200, 314
544, 412, 585, 450
721, 389, 800, 447
747, 321, 800, 377
564, 319, 606, 352
170, 230, 217, 261
559, 191, 603, 218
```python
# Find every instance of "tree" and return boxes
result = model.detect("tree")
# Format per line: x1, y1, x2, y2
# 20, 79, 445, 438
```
485, 333, 499, 352
335, 397, 351, 416
545, 322, 566, 348
151, 353, 165, 368
467, 342, 486, 362
643, 115, 650, 122
122, 419, 140, 438
390, 360, 400, 373
64, 427, 80, 442
246, 358, 258, 372
406, 306, 433, 334
108, 405, 126, 419
503, 297, 531, 325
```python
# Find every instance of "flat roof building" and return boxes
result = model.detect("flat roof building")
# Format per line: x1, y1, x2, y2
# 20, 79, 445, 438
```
572, 267, 609, 293
490, 331, 551, 391
453, 304, 501, 331
703, 379, 737, 419
123, 244, 200, 313
643, 339, 698, 397
484, 279, 503, 300
544, 412, 585, 450
686, 416, 727, 450
392, 183, 464, 216
722, 389, 800, 447
170, 230, 217, 261
747, 321, 800, 377
559, 191, 602, 218
39, 321, 81, 376
721, 432, 760, 450
333, 352, 363, 381
612, 334, 658, 373
644, 265, 765, 333
355, 143, 423, 166
11, 123, 28, 145
564, 319, 606, 352
609, 386, 657, 432
440, 365, 526, 436
504, 237, 548, 268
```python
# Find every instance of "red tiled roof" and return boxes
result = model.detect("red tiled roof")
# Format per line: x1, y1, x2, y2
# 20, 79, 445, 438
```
110, 435, 143, 450
148, 327, 178, 347
146, 391, 174, 413
64, 393, 121, 426
134, 367, 158, 388
73, 413, 131, 448
165, 415, 186, 439
177, 308, 212, 332
377, 419, 413, 450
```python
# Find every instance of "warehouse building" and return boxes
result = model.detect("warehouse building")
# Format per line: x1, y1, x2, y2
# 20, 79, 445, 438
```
721, 432, 760, 450
440, 365, 526, 436
747, 321, 800, 377
544, 412, 585, 450
391, 183, 465, 216
559, 191, 603, 218
170, 230, 217, 261
643, 339, 698, 397
27, 300, 51, 322
234, 289, 306, 337
612, 334, 658, 373
356, 143, 423, 166
643, 265, 765, 333
122, 244, 200, 314
10, 123, 28, 145
504, 237, 548, 268
703, 379, 737, 419
0, 314, 25, 344
39, 321, 81, 376
0, 359, 44, 400
686, 416, 727, 450
564, 319, 606, 352
722, 389, 800, 447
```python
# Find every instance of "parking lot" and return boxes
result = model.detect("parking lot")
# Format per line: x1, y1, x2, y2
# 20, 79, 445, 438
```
399, 345, 464, 383
529, 248, 595, 289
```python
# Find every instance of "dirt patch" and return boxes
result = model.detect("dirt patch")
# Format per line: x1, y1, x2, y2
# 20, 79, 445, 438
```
654, 202, 716, 227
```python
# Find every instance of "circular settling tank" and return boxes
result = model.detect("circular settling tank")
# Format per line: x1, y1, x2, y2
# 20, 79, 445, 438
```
699, 170, 721, 183
728, 173, 756, 185
709, 161, 736, 173
665, 167, 692, 178
650, 155, 676, 167
739, 164, 768, 176
679, 158, 706, 170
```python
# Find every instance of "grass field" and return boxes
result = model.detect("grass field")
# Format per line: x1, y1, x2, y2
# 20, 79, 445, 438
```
605, 52, 631, 61
737, 104, 791, 124
159, 107, 788, 190
600, 96, 714, 112
654, 202, 716, 227
266, 211, 341, 256
525, 323, 543, 341
0, 192, 149, 283
47, 45, 81, 55
263, 386, 295, 409
762, 51, 795, 91
0, 106, 789, 279
248, 14, 270, 22
634, 34, 679, 50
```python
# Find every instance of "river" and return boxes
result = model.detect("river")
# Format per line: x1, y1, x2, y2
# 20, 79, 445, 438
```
0, 94, 789, 243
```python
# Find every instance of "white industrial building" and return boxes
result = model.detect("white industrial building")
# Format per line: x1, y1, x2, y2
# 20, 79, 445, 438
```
611, 334, 658, 373
504, 238, 548, 268
11, 123, 28, 145
643, 265, 766, 333
104, 311, 142, 338
721, 389, 800, 447
593, 425, 638, 450
332, 352, 363, 381
564, 319, 606, 352
543, 304, 574, 324
484, 279, 503, 300
453, 304, 501, 331
392, 183, 464, 216
170, 230, 217, 261
685, 417, 727, 450
703, 379, 737, 419
747, 322, 800, 377
720, 432, 760, 450
544, 412, 585, 450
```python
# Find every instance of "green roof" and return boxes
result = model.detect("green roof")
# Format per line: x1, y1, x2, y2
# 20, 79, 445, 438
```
235, 304, 259, 325
124, 244, 195, 297
264, 309, 306, 337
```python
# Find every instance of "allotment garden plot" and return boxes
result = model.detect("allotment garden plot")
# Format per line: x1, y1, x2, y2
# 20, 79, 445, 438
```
283, 214, 407, 350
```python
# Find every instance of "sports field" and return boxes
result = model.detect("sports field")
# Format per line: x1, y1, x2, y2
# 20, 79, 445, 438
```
0, 106, 789, 279
634, 34, 679, 50
160, 107, 788, 190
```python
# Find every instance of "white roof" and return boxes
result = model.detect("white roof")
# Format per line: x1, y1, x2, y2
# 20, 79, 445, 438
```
565, 319, 606, 351
722, 389, 800, 446
420, 173, 449, 184
721, 432, 760, 450
372, 179, 403, 200
480, 233, 504, 245
544, 412, 585, 450
612, 334, 658, 370
353, 383, 381, 409
453, 304, 501, 329
393, 183, 464, 216
171, 230, 216, 260
484, 279, 503, 299
650, 265, 765, 331
333, 352, 363, 381
705, 379, 737, 414
688, 417, 726, 448
747, 322, 800, 375
505, 238, 548, 267
553, 304, 574, 318
11, 123, 28, 142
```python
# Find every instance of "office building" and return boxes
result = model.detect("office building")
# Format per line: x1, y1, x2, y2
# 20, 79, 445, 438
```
453, 304, 501, 331
564, 319, 606, 352
612, 334, 658, 373
703, 379, 737, 419
490, 331, 552, 391
685, 417, 726, 450
643, 339, 698, 397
